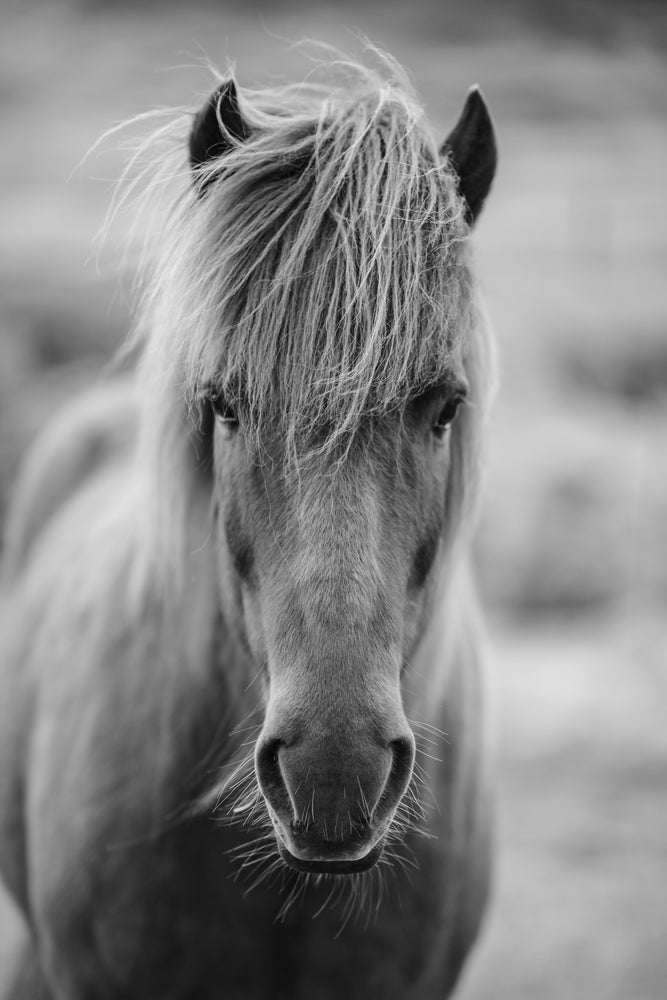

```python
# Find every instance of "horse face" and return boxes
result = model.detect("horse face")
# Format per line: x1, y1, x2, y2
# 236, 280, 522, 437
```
209, 379, 466, 873
190, 78, 492, 872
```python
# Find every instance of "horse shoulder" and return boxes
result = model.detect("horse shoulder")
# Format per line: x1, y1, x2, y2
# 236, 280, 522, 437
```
2, 379, 138, 579
0, 447, 228, 941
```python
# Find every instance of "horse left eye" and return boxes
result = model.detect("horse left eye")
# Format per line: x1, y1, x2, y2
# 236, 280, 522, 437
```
433, 396, 465, 438
210, 393, 239, 428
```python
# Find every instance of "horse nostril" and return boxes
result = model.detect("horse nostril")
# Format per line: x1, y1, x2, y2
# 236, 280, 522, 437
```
392, 734, 416, 787
256, 737, 281, 783
391, 735, 416, 778
255, 737, 292, 819
373, 734, 416, 826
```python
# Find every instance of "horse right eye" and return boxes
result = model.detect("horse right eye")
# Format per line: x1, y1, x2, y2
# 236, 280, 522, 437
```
210, 393, 239, 428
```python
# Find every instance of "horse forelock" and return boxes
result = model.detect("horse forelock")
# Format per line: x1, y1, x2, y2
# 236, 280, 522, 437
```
136, 55, 474, 458
117, 48, 494, 590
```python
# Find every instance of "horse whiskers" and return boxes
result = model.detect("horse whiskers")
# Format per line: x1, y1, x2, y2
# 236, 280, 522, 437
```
233, 854, 277, 883
333, 866, 391, 937
412, 733, 445, 754
310, 878, 340, 922
408, 717, 450, 742
218, 784, 414, 930
360, 783, 372, 824
209, 751, 257, 810
243, 856, 285, 896
276, 872, 315, 922
227, 706, 263, 737
222, 774, 258, 805
226, 831, 275, 859
382, 852, 417, 885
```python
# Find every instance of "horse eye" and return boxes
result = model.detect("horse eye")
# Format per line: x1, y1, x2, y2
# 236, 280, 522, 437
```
209, 392, 239, 428
432, 395, 465, 439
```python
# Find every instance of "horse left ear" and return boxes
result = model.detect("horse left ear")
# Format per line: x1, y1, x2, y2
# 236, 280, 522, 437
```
189, 79, 251, 192
440, 86, 497, 225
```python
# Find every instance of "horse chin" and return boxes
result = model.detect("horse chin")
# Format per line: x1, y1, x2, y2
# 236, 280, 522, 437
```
277, 841, 384, 876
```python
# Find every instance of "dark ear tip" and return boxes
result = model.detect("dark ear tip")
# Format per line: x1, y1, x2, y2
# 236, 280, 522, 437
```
461, 85, 494, 136
212, 77, 243, 124
189, 77, 250, 181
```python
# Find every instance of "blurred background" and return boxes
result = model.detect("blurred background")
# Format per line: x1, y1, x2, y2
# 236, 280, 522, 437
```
1, 0, 666, 995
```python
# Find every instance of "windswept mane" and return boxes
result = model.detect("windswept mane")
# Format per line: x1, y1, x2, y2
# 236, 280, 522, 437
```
110, 47, 494, 587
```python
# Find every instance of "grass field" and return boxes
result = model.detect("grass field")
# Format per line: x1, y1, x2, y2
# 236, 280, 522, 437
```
1, 1, 666, 994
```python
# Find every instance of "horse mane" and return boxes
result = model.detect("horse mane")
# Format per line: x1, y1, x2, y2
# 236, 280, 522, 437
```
103, 46, 495, 598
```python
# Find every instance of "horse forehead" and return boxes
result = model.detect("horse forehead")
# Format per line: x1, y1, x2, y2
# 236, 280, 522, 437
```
294, 468, 382, 552
241, 426, 411, 549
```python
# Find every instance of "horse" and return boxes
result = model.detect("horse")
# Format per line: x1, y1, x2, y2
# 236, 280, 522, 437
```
0, 48, 497, 1000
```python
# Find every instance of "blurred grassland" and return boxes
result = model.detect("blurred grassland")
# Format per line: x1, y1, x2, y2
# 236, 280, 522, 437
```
1, 1, 666, 996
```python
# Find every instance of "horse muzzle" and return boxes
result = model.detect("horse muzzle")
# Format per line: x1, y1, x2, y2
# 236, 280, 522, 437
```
255, 727, 415, 874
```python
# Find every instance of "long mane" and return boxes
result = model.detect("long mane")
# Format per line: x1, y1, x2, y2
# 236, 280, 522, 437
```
110, 47, 495, 593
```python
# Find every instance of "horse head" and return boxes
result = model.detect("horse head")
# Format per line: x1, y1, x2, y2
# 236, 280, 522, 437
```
176, 70, 496, 874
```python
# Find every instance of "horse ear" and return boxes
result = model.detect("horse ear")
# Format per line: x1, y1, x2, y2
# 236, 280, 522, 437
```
189, 79, 251, 191
440, 86, 497, 225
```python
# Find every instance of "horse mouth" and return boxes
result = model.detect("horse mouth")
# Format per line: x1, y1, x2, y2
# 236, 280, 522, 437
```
277, 841, 383, 875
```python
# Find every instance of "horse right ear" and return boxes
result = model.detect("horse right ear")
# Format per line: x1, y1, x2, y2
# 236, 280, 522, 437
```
440, 86, 497, 225
189, 79, 251, 193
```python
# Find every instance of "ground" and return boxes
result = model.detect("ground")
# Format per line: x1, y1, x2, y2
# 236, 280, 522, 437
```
1, 1, 666, 995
